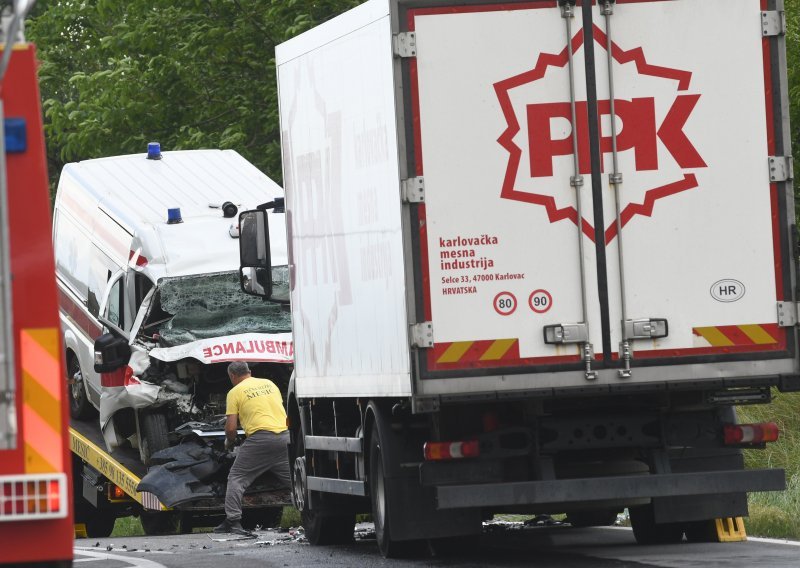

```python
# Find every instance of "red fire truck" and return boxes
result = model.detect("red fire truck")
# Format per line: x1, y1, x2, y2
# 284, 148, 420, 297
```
0, 5, 74, 567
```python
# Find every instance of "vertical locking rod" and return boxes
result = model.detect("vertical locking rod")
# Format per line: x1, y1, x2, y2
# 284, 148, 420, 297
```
561, 1, 596, 380
602, 0, 632, 378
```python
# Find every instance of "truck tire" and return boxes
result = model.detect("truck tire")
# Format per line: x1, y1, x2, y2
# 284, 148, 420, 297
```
242, 507, 284, 530
139, 412, 170, 465
566, 509, 619, 528
84, 512, 116, 538
289, 414, 354, 545
629, 504, 684, 545
67, 354, 96, 420
369, 427, 423, 558
684, 519, 719, 543
141, 511, 181, 535
301, 508, 355, 545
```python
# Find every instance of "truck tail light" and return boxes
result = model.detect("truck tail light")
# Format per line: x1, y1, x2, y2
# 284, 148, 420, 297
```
108, 484, 126, 501
423, 440, 480, 461
0, 474, 67, 521
723, 422, 780, 446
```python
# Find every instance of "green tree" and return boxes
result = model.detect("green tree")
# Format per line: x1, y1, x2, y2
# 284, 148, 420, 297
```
26, 0, 360, 188
786, 0, 800, 219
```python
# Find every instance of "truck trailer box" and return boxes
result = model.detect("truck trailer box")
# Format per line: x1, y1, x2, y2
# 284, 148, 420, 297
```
256, 0, 798, 556
276, 0, 798, 398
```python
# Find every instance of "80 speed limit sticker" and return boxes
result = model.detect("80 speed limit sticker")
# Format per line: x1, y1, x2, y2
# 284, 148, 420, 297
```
493, 291, 517, 316
529, 289, 552, 313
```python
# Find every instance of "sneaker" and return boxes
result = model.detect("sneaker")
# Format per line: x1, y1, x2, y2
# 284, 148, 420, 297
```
213, 518, 255, 536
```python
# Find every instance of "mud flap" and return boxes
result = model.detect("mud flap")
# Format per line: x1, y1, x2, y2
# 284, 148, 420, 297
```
385, 476, 482, 542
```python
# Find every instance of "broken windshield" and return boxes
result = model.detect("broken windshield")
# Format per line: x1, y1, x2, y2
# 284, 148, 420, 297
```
153, 270, 291, 346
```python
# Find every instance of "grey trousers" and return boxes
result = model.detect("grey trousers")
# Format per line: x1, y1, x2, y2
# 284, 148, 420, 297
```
225, 429, 291, 521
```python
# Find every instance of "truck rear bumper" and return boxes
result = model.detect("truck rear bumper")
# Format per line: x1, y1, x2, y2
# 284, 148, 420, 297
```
434, 468, 785, 510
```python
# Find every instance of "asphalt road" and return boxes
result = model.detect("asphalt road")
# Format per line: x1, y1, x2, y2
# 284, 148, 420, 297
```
73, 523, 800, 568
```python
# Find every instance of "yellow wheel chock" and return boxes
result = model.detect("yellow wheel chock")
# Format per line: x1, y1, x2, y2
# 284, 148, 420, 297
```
715, 517, 747, 542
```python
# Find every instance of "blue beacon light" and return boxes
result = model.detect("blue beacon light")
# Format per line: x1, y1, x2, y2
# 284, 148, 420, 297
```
147, 142, 162, 160
167, 208, 183, 224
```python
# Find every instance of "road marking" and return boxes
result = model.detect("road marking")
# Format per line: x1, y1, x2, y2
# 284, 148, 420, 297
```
748, 536, 800, 547
600, 526, 800, 547
74, 548, 169, 567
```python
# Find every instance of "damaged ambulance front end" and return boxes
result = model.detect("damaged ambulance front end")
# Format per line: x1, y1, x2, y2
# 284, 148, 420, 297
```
95, 269, 293, 466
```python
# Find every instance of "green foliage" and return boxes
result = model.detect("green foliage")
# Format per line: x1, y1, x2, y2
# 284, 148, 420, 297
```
746, 474, 800, 540
110, 515, 145, 537
26, 0, 361, 188
786, 0, 800, 220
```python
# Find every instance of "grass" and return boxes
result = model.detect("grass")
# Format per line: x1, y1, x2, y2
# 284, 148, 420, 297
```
110, 516, 145, 537
738, 391, 800, 539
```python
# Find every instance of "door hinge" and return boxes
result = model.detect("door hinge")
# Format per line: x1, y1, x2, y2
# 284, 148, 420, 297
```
393, 32, 417, 58
624, 318, 669, 340
761, 11, 786, 37
768, 156, 794, 182
543, 323, 588, 344
410, 321, 433, 348
777, 301, 799, 327
401, 177, 425, 203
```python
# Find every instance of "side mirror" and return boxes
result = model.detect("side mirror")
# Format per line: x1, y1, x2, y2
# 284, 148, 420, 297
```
94, 332, 131, 373
239, 209, 272, 298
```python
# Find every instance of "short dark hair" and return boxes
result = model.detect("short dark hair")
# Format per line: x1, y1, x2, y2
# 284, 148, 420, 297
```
227, 361, 251, 378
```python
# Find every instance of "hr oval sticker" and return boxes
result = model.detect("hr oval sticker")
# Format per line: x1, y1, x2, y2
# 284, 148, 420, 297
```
710, 279, 745, 303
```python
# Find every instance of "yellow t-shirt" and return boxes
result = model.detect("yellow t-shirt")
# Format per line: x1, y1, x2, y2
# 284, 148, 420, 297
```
225, 377, 287, 436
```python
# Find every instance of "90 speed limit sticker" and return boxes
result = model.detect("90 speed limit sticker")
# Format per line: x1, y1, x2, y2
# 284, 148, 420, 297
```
528, 289, 552, 313
493, 291, 517, 316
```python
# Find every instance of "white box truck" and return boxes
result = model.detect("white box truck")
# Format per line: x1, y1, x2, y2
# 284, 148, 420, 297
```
240, 0, 798, 556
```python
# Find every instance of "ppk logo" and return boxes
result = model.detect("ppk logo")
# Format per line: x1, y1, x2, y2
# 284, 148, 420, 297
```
494, 24, 707, 244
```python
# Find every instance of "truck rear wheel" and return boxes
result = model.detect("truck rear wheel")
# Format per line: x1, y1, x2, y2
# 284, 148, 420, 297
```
67, 354, 96, 420
566, 509, 620, 528
629, 504, 684, 545
141, 511, 181, 535
139, 411, 170, 465
369, 427, 423, 558
684, 519, 719, 543
84, 512, 116, 538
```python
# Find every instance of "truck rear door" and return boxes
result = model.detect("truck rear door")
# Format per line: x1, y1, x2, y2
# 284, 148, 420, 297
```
405, 0, 797, 386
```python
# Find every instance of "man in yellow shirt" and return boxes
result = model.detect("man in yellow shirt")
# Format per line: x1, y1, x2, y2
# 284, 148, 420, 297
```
214, 362, 290, 536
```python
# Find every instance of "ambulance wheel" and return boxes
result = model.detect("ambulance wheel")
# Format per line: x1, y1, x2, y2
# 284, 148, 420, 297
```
67, 353, 95, 420
139, 411, 170, 465
630, 504, 684, 544
141, 511, 181, 535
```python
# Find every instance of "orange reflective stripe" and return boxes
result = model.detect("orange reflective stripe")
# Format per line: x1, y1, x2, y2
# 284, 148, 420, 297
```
20, 328, 60, 393
23, 402, 63, 473
21, 328, 63, 473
